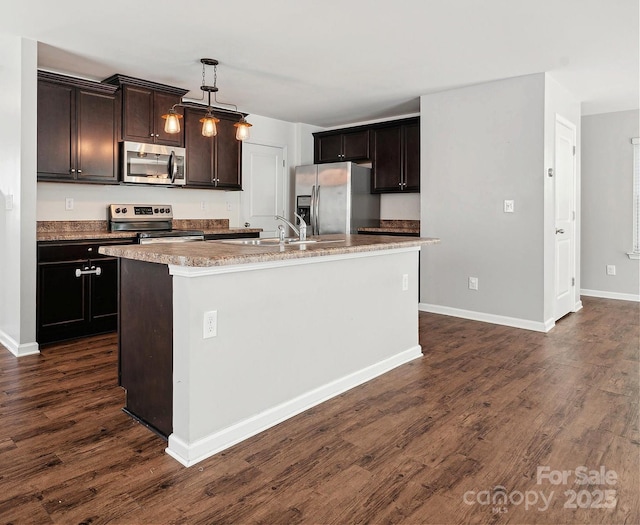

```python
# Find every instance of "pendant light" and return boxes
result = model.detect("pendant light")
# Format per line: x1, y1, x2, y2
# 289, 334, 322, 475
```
198, 58, 220, 137
162, 107, 182, 134
161, 58, 251, 140
234, 117, 253, 141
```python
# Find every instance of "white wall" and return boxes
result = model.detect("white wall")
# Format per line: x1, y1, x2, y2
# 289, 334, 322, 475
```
420, 74, 549, 329
38, 183, 240, 223
0, 35, 38, 356
380, 193, 420, 220
581, 110, 640, 300
420, 73, 581, 330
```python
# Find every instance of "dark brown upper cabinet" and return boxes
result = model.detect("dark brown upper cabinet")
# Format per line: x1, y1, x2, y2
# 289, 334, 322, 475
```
37, 71, 119, 184
371, 117, 420, 193
314, 129, 370, 163
103, 74, 187, 147
183, 106, 242, 190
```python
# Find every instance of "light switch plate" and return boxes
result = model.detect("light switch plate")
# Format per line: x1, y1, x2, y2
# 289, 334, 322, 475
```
5, 194, 13, 211
504, 200, 515, 213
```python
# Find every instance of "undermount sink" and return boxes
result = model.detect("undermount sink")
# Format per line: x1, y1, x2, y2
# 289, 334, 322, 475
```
214, 238, 345, 246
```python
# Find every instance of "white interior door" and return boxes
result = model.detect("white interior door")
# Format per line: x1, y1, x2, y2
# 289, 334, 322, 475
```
240, 143, 286, 238
554, 116, 577, 320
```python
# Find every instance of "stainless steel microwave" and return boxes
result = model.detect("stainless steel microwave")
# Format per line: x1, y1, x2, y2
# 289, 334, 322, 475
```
121, 141, 186, 186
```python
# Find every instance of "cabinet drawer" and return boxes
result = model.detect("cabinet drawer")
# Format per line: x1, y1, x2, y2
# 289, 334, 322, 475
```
38, 239, 135, 263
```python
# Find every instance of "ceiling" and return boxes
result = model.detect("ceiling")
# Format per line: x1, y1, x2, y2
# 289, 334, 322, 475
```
1, 0, 637, 127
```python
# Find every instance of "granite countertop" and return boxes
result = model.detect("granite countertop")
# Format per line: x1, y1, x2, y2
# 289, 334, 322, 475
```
99, 234, 440, 268
358, 219, 420, 235
36, 220, 262, 242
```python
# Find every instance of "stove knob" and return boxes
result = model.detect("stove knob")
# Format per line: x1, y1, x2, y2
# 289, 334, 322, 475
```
114, 207, 121, 214
122, 207, 128, 214
165, 207, 171, 213
159, 208, 165, 213
154, 208, 159, 213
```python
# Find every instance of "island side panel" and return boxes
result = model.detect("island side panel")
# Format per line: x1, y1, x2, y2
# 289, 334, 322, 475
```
119, 258, 173, 437
168, 248, 421, 465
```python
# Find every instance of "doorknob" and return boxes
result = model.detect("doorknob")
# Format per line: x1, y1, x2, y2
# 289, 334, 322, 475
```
556, 228, 565, 234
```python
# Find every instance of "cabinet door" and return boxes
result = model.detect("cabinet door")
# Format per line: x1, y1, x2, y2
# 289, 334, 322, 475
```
215, 116, 242, 189
37, 261, 87, 343
184, 108, 215, 187
372, 126, 403, 192
122, 85, 154, 142
316, 133, 343, 163
37, 81, 75, 180
342, 130, 369, 161
403, 122, 420, 192
153, 91, 183, 146
77, 89, 118, 183
90, 257, 118, 320
89, 257, 118, 333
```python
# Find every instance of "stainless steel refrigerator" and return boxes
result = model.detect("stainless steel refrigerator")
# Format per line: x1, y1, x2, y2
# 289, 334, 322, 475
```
294, 162, 380, 235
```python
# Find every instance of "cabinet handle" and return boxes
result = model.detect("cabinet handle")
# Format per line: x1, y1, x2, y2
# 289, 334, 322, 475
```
150, 133, 155, 137
70, 168, 76, 173
77, 169, 82, 174
75, 267, 102, 277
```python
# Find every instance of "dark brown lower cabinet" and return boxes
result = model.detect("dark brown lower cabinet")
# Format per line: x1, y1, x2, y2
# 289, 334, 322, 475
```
119, 258, 173, 438
37, 239, 134, 345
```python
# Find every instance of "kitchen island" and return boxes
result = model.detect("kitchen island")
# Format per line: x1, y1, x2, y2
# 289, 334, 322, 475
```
100, 234, 439, 467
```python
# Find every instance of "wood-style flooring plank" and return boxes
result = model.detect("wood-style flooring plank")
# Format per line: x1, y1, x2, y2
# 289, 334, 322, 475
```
0, 296, 637, 524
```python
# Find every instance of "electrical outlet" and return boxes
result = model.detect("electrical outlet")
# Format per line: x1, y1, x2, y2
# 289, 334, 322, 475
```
65, 197, 74, 211
227, 202, 232, 211
5, 194, 13, 211
468, 277, 479, 290
606, 265, 616, 276
203, 310, 217, 339
402, 274, 409, 291
200, 201, 207, 211
504, 200, 515, 213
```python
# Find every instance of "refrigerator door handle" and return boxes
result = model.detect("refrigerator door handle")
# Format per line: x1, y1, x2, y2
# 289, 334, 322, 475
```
311, 185, 316, 236
315, 185, 321, 235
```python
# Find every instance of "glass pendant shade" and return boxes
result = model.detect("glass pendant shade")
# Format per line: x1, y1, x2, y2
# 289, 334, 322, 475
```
200, 113, 220, 137
234, 118, 253, 141
162, 109, 182, 134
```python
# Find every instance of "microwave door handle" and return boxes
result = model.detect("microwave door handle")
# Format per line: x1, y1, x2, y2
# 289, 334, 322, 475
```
168, 151, 176, 183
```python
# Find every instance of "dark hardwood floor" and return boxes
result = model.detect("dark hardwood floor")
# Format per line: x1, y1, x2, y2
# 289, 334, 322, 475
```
0, 297, 637, 524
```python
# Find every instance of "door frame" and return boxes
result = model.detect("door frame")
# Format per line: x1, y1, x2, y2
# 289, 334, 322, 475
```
240, 140, 288, 237
553, 113, 579, 321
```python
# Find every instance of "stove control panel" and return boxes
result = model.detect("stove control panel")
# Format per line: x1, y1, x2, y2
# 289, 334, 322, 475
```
109, 204, 173, 221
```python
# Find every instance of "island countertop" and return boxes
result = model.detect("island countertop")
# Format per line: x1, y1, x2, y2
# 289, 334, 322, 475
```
99, 234, 440, 267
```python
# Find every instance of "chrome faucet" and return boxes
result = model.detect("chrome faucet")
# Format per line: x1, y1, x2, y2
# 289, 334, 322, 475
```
275, 213, 307, 241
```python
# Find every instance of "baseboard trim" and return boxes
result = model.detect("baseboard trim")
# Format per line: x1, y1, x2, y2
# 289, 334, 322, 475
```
580, 289, 640, 302
166, 345, 423, 467
0, 329, 39, 357
418, 303, 551, 333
